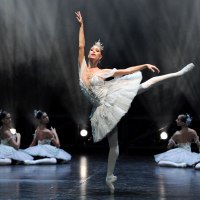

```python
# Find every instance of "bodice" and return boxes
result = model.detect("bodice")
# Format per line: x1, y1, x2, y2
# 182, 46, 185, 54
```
38, 139, 51, 145
177, 142, 191, 151
0, 135, 16, 146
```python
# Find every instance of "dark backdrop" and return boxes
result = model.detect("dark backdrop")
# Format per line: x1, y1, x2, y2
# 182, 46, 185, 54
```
0, 0, 200, 152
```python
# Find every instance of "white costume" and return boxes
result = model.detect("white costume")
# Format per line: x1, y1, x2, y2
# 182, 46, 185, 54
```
25, 138, 71, 162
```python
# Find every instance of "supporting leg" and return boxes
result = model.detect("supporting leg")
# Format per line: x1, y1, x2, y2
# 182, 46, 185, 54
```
106, 126, 119, 194
137, 63, 195, 95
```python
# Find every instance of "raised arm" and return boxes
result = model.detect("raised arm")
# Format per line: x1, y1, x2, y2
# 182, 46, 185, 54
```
75, 11, 85, 67
113, 64, 160, 77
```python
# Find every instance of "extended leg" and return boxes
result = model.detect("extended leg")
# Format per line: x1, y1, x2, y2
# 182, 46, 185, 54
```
106, 126, 119, 194
158, 160, 187, 168
24, 158, 57, 165
137, 63, 195, 95
0, 158, 12, 165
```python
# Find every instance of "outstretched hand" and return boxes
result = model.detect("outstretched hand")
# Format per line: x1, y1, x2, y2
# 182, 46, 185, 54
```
75, 11, 83, 25
146, 64, 160, 73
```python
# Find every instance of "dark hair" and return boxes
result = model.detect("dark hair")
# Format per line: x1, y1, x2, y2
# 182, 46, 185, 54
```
180, 114, 192, 126
0, 109, 8, 121
34, 110, 44, 119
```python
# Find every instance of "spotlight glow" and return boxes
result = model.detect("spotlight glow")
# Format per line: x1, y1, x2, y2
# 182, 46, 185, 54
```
160, 131, 168, 140
80, 129, 88, 137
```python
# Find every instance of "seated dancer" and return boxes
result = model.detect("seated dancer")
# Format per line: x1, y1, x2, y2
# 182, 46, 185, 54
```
155, 114, 200, 168
24, 110, 71, 164
75, 11, 196, 194
0, 110, 33, 165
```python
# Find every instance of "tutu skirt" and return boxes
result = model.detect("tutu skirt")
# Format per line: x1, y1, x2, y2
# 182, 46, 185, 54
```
0, 144, 33, 161
154, 148, 200, 166
25, 144, 71, 161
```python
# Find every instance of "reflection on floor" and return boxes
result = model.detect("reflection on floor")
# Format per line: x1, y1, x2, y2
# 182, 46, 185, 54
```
1, 154, 200, 200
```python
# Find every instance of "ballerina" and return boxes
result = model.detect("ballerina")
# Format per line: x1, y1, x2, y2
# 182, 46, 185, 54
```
155, 114, 200, 168
0, 110, 33, 165
75, 11, 195, 194
24, 110, 71, 165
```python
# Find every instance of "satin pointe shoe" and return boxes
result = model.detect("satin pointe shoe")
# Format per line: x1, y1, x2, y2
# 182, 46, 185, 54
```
106, 175, 117, 194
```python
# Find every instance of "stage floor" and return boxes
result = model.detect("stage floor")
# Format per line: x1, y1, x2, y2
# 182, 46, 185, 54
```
0, 154, 200, 200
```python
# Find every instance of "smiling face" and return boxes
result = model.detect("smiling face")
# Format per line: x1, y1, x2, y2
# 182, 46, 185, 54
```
88, 45, 102, 63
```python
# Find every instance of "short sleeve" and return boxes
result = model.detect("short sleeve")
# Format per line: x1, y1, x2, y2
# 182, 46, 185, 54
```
95, 68, 117, 79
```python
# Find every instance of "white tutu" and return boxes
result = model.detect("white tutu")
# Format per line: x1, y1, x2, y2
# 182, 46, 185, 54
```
154, 144, 200, 166
79, 58, 142, 142
0, 144, 33, 161
25, 144, 71, 162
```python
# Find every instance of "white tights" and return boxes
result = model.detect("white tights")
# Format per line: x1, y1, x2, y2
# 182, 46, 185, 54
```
137, 63, 194, 95
24, 158, 57, 165
0, 158, 12, 165
107, 126, 119, 177
158, 160, 187, 168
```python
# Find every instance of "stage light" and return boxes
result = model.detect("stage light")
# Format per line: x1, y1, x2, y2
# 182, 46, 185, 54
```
80, 129, 88, 137
160, 131, 168, 140
10, 128, 16, 135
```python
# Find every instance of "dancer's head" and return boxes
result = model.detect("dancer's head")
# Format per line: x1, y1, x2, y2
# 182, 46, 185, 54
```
34, 110, 49, 124
88, 39, 103, 64
176, 114, 192, 127
0, 109, 12, 127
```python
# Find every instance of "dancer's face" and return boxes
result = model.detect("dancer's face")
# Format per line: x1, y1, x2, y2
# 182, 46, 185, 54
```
40, 112, 49, 124
88, 45, 102, 63
176, 115, 185, 127
2, 113, 12, 127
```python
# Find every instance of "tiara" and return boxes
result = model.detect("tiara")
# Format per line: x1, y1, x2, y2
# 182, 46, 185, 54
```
94, 39, 104, 51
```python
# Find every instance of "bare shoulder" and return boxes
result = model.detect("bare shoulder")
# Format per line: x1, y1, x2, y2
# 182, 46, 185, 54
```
2, 130, 12, 139
171, 131, 180, 139
189, 128, 198, 135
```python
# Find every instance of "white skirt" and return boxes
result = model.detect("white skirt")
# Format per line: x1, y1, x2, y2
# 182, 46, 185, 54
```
25, 144, 71, 161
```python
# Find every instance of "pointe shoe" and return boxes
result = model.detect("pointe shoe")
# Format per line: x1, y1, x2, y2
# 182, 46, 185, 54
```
178, 63, 195, 75
24, 160, 35, 165
195, 163, 200, 169
106, 175, 117, 194
177, 163, 187, 168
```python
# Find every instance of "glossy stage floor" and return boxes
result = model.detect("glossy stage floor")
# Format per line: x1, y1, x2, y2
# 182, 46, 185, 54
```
1, 153, 200, 200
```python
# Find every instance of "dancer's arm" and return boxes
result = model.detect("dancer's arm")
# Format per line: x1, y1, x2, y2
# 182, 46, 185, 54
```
167, 133, 178, 149
113, 64, 160, 77
29, 131, 38, 147
75, 11, 85, 68
50, 127, 60, 148
192, 130, 200, 152
5, 131, 21, 149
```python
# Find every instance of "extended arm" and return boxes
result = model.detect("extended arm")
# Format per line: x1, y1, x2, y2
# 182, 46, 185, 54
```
113, 64, 160, 77
75, 11, 85, 67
